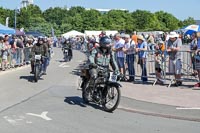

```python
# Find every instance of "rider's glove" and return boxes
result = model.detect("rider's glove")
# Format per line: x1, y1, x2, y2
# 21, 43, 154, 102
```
89, 63, 97, 69
113, 70, 120, 75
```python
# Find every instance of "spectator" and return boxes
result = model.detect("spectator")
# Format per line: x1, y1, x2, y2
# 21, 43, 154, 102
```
145, 33, 156, 54
1, 35, 10, 71
154, 40, 165, 84
188, 32, 198, 76
167, 32, 182, 86
24, 37, 33, 64
131, 31, 137, 45
0, 36, 4, 69
16, 37, 24, 66
193, 32, 200, 87
113, 33, 125, 80
10, 36, 17, 67
123, 34, 136, 82
136, 35, 148, 82
4, 35, 11, 68
99, 31, 106, 38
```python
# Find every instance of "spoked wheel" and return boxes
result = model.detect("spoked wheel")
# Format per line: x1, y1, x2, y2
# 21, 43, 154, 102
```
103, 86, 121, 112
82, 85, 92, 104
34, 65, 39, 82
68, 56, 72, 61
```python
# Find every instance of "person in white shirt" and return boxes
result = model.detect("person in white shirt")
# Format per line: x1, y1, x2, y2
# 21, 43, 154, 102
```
194, 32, 200, 87
112, 33, 125, 78
123, 34, 136, 82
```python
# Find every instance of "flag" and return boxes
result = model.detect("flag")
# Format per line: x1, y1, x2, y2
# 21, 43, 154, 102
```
51, 27, 55, 37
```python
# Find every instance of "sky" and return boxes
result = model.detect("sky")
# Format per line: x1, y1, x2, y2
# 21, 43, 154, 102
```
0, 0, 199, 20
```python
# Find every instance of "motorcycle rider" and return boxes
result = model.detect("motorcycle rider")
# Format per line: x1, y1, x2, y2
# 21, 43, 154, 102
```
89, 36, 120, 86
62, 38, 73, 59
30, 36, 48, 74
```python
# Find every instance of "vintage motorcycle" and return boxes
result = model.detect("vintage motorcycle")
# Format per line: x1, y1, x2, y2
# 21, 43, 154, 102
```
79, 64, 121, 112
33, 54, 43, 82
63, 47, 72, 62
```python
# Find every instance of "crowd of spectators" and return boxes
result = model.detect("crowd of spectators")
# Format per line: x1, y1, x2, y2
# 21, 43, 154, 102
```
0, 35, 53, 72
2, 30, 200, 87
76, 31, 199, 87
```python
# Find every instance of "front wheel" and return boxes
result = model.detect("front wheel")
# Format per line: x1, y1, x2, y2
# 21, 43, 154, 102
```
82, 83, 92, 104
34, 64, 39, 82
103, 85, 121, 112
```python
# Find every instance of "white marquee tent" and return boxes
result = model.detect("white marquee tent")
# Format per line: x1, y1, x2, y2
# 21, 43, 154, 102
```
85, 30, 118, 37
62, 30, 85, 38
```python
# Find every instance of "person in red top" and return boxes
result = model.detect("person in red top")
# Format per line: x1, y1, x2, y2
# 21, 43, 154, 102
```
131, 31, 137, 45
99, 31, 106, 38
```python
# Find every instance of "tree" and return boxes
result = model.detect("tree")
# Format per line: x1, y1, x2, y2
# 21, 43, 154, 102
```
43, 7, 68, 26
67, 6, 85, 16
104, 10, 129, 31
0, 7, 14, 27
18, 5, 44, 29
60, 23, 73, 33
155, 11, 180, 31
0, 5, 196, 36
82, 9, 102, 30
181, 17, 196, 27
132, 10, 161, 31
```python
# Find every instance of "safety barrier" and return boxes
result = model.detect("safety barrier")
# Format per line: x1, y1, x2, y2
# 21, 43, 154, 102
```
125, 50, 199, 87
0, 47, 32, 71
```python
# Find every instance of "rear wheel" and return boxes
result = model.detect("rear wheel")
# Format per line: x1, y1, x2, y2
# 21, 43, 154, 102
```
103, 85, 121, 112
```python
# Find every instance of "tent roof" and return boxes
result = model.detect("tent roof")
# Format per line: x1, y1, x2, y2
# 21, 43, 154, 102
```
16, 29, 25, 36
84, 30, 118, 36
62, 30, 84, 37
0, 23, 15, 34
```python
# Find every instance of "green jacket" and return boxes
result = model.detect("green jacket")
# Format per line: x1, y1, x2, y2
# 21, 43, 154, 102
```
31, 43, 48, 59
89, 48, 119, 72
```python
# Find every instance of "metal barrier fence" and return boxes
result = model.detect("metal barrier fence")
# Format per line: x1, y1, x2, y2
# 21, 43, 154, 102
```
0, 47, 32, 71
125, 50, 199, 87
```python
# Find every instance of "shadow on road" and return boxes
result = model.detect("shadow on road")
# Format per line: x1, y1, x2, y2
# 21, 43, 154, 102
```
64, 96, 102, 110
70, 69, 80, 76
193, 88, 200, 90
19, 75, 34, 82
19, 75, 44, 82
64, 96, 86, 107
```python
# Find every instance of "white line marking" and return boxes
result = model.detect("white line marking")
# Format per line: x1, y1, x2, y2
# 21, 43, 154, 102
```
59, 63, 66, 67
59, 62, 70, 68
3, 116, 18, 125
176, 107, 200, 110
26, 111, 52, 121
26, 121, 33, 124
77, 60, 83, 63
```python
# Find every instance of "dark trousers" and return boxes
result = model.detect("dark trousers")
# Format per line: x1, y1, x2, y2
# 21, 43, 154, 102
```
126, 54, 135, 80
138, 58, 148, 82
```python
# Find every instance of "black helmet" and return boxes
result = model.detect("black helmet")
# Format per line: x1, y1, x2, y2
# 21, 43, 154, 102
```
99, 36, 111, 49
38, 36, 44, 42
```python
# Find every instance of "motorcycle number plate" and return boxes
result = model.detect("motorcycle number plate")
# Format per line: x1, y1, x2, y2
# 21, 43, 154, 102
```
109, 72, 117, 82
35, 55, 41, 60
64, 50, 68, 53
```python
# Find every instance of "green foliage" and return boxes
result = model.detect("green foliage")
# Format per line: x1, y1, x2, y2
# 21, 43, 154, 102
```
43, 7, 68, 26
155, 11, 181, 31
181, 17, 196, 27
0, 5, 197, 36
132, 10, 161, 31
82, 9, 102, 31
